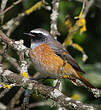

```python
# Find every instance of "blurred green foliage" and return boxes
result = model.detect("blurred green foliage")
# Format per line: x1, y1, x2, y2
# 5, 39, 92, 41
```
0, 0, 101, 110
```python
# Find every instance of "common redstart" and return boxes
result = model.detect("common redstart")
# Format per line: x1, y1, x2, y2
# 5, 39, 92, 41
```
24, 28, 95, 88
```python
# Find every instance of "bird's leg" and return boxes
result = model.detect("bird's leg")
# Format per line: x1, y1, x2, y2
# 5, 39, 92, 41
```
55, 54, 67, 90
52, 74, 64, 90
32, 72, 41, 80
32, 75, 61, 90
53, 79, 60, 89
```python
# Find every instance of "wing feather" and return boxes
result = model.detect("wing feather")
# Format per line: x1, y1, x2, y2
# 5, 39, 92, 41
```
47, 40, 85, 73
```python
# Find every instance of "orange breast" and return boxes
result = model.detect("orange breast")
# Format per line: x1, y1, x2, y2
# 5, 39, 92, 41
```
30, 43, 77, 77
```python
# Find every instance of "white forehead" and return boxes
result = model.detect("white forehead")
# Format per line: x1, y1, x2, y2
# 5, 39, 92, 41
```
30, 29, 49, 36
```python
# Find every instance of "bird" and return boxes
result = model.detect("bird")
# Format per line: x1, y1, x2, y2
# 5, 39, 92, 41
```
24, 28, 95, 88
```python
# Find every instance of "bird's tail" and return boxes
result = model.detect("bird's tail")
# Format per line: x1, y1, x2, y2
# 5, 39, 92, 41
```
76, 71, 96, 88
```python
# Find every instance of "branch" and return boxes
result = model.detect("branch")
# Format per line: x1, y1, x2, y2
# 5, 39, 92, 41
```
0, 103, 6, 110
0, 68, 99, 110
0, 30, 29, 55
0, 88, 10, 98
6, 88, 24, 110
1, 12, 25, 36
3, 53, 20, 72
50, 0, 60, 39
0, 0, 22, 16
14, 100, 55, 110
83, 0, 94, 18
41, 0, 51, 10
0, 0, 8, 24
63, 0, 94, 62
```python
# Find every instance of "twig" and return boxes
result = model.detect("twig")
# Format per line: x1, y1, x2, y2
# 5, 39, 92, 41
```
83, 0, 94, 18
0, 103, 7, 110
0, 0, 8, 11
1, 12, 25, 36
3, 53, 20, 72
19, 51, 27, 73
0, 30, 29, 56
0, 69, 23, 85
22, 84, 32, 110
63, 0, 94, 62
14, 100, 55, 110
50, 0, 60, 39
75, 0, 101, 10
6, 87, 24, 110
41, 0, 51, 10
58, 106, 67, 110
0, 0, 22, 16
0, 0, 8, 24
0, 88, 10, 98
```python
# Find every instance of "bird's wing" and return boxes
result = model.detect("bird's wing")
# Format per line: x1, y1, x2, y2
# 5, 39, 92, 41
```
48, 40, 85, 74
61, 52, 85, 73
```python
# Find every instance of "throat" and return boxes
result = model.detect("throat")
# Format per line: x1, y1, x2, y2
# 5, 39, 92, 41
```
31, 42, 42, 49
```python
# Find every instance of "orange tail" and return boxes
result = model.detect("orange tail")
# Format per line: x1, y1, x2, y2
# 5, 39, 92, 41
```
76, 71, 96, 88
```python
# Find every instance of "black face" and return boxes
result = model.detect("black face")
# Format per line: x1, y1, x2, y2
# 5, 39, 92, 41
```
30, 32, 47, 42
24, 32, 48, 43
24, 28, 55, 44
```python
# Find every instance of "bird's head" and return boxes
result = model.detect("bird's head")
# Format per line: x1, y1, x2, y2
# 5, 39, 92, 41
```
24, 28, 54, 49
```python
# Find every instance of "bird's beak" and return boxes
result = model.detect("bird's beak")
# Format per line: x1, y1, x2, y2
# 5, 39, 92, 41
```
24, 33, 36, 40
24, 33, 34, 37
